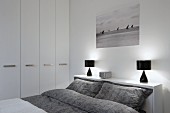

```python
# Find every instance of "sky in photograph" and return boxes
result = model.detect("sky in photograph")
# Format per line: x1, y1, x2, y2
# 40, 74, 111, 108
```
96, 3, 140, 34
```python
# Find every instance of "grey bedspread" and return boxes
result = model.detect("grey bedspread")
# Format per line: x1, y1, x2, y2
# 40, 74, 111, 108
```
23, 89, 138, 113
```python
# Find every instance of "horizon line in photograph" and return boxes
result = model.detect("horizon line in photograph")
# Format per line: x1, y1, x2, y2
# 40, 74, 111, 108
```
96, 1, 140, 48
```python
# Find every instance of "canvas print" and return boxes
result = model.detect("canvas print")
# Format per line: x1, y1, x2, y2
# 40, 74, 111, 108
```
96, 3, 140, 48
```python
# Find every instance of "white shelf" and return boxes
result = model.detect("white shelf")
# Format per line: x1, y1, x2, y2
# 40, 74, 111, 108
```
74, 75, 163, 113
74, 75, 161, 89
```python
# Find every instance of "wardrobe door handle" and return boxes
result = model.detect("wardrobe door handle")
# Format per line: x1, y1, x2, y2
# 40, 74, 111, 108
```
59, 63, 67, 66
3, 65, 16, 68
44, 64, 54, 66
25, 64, 35, 67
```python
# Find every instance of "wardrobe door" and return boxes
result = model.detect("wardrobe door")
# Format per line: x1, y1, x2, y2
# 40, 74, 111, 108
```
0, 0, 20, 100
55, 0, 69, 89
40, 0, 56, 94
21, 0, 40, 98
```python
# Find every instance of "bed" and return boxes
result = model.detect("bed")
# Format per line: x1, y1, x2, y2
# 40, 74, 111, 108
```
0, 75, 162, 113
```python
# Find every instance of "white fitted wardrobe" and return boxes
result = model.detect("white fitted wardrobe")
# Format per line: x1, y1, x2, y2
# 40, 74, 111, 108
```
0, 0, 69, 100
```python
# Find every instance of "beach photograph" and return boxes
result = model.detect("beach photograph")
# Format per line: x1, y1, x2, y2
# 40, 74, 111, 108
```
96, 2, 140, 48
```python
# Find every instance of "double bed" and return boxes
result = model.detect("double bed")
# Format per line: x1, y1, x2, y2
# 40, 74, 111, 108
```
0, 75, 162, 113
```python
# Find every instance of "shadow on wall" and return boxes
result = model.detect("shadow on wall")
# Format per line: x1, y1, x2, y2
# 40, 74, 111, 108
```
163, 88, 170, 113
144, 59, 170, 113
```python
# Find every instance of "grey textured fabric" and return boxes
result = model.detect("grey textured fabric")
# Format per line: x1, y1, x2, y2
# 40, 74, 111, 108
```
42, 89, 139, 113
23, 89, 139, 113
66, 78, 103, 97
22, 95, 88, 113
95, 82, 153, 111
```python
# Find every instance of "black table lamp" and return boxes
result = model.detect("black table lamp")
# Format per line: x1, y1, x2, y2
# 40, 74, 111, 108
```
85, 60, 95, 76
137, 60, 151, 83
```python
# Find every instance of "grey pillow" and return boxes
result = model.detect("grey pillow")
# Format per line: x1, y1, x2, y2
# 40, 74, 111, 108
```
66, 79, 103, 97
95, 82, 152, 111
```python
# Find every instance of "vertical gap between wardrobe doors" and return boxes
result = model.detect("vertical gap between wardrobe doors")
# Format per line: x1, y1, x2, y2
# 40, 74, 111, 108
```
39, 0, 41, 95
20, 0, 21, 98
55, 0, 57, 89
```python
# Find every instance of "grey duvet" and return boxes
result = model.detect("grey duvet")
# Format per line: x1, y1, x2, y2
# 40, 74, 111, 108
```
23, 89, 138, 113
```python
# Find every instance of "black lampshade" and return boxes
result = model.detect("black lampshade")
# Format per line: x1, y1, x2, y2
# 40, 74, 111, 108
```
85, 60, 95, 76
137, 60, 151, 83
85, 60, 95, 67
137, 60, 151, 70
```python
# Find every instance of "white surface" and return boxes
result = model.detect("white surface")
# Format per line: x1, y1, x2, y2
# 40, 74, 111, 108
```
74, 75, 161, 88
0, 98, 47, 113
0, 0, 20, 100
40, 0, 56, 94
70, 0, 170, 112
0, 0, 70, 99
74, 75, 163, 113
55, 0, 70, 89
21, 0, 40, 97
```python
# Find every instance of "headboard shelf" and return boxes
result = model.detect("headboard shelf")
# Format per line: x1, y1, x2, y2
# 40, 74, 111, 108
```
74, 75, 163, 113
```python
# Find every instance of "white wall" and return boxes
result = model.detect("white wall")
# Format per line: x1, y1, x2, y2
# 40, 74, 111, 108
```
69, 0, 170, 113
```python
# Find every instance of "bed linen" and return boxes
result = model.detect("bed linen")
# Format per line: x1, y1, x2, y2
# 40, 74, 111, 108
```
23, 89, 139, 113
66, 79, 103, 97
95, 82, 153, 111
0, 98, 47, 113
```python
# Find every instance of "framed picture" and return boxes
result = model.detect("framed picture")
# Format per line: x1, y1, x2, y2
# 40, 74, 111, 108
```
96, 2, 140, 48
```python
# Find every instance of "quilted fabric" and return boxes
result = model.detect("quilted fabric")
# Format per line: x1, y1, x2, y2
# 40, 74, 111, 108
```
23, 95, 88, 113
42, 89, 139, 113
66, 78, 103, 97
95, 82, 153, 111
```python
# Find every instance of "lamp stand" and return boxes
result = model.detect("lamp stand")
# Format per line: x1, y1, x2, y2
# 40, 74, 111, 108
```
140, 70, 148, 83
87, 68, 92, 76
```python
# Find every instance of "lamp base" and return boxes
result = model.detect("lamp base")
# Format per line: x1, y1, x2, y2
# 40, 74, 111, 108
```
140, 71, 148, 83
87, 68, 92, 76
